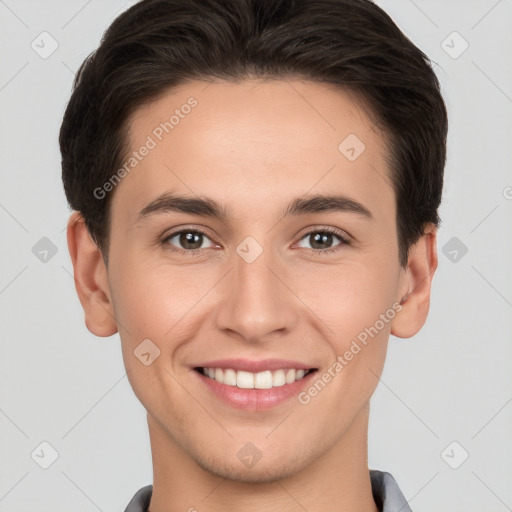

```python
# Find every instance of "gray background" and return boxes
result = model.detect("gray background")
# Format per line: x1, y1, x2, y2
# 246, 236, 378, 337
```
1, 0, 511, 510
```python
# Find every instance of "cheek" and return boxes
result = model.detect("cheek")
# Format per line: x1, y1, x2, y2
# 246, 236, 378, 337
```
110, 245, 400, 354
108, 261, 193, 413
295, 255, 399, 337
295, 255, 399, 407
109, 255, 194, 338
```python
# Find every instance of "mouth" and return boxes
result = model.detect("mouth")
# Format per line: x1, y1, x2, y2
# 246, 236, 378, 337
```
192, 360, 319, 410
194, 367, 317, 389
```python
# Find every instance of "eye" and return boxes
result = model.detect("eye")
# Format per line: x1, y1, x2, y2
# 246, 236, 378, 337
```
160, 226, 351, 256
295, 227, 351, 254
162, 228, 217, 254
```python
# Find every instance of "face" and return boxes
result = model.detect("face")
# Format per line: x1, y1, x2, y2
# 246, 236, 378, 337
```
89, 79, 413, 481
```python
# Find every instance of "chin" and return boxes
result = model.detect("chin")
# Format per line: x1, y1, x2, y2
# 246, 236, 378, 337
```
195, 451, 304, 483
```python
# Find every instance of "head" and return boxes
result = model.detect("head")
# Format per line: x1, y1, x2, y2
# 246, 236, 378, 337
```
61, 0, 446, 483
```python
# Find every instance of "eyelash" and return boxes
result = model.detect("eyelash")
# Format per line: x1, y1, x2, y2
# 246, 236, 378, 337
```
161, 226, 351, 256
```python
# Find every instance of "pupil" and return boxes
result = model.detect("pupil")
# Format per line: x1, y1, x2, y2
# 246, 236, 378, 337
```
311, 232, 333, 249
181, 232, 202, 249
177, 232, 334, 251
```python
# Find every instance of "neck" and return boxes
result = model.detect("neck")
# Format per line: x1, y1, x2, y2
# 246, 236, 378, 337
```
147, 404, 379, 512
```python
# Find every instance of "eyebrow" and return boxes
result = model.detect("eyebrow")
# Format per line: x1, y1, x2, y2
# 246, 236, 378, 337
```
136, 191, 372, 223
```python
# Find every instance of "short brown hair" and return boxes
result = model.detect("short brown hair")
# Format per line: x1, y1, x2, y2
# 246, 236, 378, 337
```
60, 0, 448, 266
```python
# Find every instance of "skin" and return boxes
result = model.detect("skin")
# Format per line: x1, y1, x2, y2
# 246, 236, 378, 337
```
67, 79, 438, 512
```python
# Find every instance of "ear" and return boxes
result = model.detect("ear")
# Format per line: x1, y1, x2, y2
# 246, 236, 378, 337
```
391, 223, 438, 338
66, 212, 118, 337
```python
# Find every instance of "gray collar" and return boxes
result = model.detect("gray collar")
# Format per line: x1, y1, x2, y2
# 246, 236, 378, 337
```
124, 469, 412, 512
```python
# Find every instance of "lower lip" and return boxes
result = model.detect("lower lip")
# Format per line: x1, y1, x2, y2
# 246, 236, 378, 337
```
194, 369, 317, 411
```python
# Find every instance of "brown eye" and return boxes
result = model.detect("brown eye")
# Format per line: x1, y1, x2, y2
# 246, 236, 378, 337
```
178, 232, 203, 250
296, 228, 350, 254
163, 229, 216, 253
309, 232, 336, 250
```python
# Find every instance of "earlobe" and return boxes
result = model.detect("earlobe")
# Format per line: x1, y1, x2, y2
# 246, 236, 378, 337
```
66, 212, 118, 337
391, 224, 438, 339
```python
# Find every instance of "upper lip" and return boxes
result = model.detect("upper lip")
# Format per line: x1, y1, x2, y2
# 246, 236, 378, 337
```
194, 358, 317, 373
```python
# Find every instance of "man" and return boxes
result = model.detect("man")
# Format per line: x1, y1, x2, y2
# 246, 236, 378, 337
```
60, 0, 447, 510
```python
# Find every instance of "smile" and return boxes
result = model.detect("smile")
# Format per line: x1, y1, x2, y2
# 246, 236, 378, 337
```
198, 367, 316, 389
192, 358, 319, 410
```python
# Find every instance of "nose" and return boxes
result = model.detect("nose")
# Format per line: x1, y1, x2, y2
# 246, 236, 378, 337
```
214, 242, 300, 343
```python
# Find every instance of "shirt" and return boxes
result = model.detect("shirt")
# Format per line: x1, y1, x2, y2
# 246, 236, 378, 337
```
123, 469, 412, 511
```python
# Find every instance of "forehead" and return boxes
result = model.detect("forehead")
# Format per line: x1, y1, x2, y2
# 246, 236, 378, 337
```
113, 79, 395, 223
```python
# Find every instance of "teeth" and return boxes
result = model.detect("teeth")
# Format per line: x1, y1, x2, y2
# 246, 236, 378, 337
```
272, 369, 286, 387
237, 370, 254, 389
254, 371, 272, 389
223, 368, 237, 386
285, 369, 296, 384
201, 367, 311, 389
